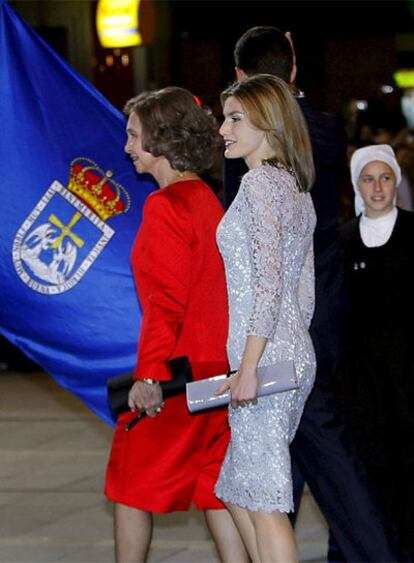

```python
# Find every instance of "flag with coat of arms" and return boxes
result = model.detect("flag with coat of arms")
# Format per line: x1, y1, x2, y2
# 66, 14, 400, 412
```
0, 0, 156, 425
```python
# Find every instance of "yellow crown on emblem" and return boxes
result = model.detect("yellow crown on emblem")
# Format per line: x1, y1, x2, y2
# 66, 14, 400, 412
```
67, 157, 131, 221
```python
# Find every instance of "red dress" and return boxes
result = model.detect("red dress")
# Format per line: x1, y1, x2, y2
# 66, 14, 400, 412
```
105, 179, 230, 512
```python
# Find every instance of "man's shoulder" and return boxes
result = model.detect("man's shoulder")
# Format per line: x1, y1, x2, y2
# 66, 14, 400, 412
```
298, 97, 341, 129
298, 97, 346, 155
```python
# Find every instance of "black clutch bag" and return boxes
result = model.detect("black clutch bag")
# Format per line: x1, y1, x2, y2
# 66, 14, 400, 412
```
107, 356, 193, 419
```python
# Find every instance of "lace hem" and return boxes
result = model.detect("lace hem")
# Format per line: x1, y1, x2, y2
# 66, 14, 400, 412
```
215, 485, 293, 514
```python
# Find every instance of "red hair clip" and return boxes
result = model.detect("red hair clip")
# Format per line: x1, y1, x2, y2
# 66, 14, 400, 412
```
193, 95, 203, 107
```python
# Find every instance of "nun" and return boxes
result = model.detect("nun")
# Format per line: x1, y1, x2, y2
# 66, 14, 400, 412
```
338, 144, 414, 559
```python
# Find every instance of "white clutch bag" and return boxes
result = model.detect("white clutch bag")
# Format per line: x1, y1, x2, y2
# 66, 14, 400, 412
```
186, 360, 298, 413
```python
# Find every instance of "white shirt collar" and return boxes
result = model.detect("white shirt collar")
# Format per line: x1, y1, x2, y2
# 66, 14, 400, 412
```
359, 207, 398, 247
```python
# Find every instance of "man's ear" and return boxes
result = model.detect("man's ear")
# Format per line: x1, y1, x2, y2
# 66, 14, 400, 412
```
289, 62, 297, 84
284, 31, 297, 84
235, 67, 247, 81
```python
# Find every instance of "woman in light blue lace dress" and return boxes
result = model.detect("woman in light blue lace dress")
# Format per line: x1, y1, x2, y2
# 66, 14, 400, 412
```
215, 74, 316, 562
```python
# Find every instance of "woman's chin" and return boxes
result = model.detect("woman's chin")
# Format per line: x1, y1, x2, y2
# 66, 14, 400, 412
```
224, 149, 239, 159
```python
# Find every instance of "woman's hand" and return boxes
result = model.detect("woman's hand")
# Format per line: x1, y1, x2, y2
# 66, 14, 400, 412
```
217, 365, 259, 408
219, 335, 267, 408
128, 380, 164, 417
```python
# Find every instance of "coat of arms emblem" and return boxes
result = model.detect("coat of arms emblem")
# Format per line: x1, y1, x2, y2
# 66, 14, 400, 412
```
13, 157, 131, 294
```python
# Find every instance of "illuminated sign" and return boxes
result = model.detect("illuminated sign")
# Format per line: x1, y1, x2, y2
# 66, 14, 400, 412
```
393, 69, 414, 89
96, 0, 142, 48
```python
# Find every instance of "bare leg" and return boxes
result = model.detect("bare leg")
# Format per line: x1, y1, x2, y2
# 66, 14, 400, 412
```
225, 504, 260, 562
249, 510, 298, 563
204, 508, 251, 563
114, 503, 153, 563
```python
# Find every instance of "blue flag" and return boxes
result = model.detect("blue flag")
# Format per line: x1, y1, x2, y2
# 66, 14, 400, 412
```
0, 0, 156, 425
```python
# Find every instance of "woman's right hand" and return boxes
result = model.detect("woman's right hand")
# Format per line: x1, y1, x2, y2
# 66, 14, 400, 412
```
217, 365, 259, 408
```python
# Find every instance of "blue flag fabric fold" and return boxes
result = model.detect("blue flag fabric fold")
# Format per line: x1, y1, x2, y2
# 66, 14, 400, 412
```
0, 0, 156, 425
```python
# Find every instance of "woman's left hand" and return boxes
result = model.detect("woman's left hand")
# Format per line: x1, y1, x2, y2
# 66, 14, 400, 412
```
128, 380, 164, 417
217, 365, 259, 408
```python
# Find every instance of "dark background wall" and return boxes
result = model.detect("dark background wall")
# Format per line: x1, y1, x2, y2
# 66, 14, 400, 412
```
166, 0, 414, 114
9, 0, 414, 115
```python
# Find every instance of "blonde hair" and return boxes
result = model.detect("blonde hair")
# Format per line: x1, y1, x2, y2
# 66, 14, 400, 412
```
221, 74, 315, 192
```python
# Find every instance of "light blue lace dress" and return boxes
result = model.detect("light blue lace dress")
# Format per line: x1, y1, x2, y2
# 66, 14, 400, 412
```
215, 163, 316, 513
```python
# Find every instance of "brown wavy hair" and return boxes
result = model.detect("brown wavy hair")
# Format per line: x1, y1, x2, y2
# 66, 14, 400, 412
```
124, 87, 222, 174
221, 74, 315, 192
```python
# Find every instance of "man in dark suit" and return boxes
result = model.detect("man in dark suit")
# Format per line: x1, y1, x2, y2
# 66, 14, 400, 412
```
225, 25, 407, 562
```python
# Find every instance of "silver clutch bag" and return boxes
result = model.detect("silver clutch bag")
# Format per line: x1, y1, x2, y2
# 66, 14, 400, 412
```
186, 360, 298, 413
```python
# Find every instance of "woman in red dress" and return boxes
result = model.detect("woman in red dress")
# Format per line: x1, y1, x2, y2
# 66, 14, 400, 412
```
105, 87, 247, 562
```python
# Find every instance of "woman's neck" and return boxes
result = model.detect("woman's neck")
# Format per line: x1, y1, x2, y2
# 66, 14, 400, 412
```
156, 163, 198, 188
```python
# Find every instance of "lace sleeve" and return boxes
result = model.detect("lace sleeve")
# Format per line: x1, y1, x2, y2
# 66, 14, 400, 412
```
240, 170, 283, 339
298, 241, 315, 328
